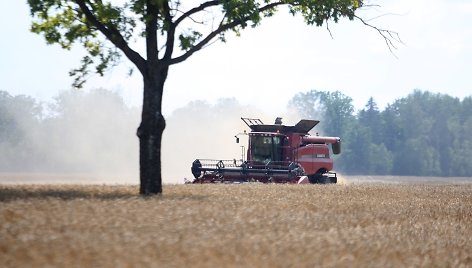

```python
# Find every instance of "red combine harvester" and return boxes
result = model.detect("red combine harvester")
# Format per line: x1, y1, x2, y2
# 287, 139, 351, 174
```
191, 117, 341, 184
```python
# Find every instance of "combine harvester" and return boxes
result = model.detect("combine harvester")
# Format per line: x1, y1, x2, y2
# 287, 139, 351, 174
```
191, 117, 341, 184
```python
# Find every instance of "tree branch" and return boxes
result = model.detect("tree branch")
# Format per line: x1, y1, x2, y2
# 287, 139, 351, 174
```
353, 14, 403, 56
162, 1, 175, 62
169, 1, 284, 65
74, 0, 146, 74
174, 0, 221, 27
325, 20, 334, 39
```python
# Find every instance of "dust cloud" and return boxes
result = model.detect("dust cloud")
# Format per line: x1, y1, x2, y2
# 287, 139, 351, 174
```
163, 98, 262, 183
335, 174, 349, 185
0, 89, 140, 183
2, 89, 306, 184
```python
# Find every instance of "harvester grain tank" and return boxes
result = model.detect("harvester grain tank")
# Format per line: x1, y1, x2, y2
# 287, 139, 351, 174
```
191, 117, 341, 184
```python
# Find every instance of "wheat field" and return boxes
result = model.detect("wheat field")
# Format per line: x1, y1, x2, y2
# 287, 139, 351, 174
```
1, 182, 471, 267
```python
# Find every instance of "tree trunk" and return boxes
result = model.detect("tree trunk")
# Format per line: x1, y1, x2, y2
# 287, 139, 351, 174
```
137, 65, 168, 195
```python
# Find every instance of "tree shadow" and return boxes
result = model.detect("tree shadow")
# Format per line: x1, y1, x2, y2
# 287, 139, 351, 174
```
0, 185, 210, 202
0, 185, 139, 202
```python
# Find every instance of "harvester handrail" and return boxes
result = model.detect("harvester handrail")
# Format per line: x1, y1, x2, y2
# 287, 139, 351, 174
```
195, 159, 244, 168
241, 117, 264, 128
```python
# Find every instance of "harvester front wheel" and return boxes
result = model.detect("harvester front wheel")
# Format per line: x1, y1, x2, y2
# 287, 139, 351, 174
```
308, 170, 336, 184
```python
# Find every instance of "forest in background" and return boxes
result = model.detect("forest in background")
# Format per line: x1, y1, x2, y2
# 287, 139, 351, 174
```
1, 89, 471, 177
291, 90, 472, 176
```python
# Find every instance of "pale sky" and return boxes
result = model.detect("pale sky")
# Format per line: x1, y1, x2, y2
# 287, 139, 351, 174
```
1, 0, 471, 117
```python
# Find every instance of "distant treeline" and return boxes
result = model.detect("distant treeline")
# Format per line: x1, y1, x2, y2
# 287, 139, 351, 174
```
1, 89, 471, 176
291, 90, 472, 176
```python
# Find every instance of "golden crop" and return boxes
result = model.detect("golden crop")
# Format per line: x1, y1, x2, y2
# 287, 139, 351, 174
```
1, 183, 471, 267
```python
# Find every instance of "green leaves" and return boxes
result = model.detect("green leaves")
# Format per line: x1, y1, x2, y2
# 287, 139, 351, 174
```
288, 0, 362, 26
69, 56, 93, 89
222, 0, 261, 28
28, 0, 370, 88
28, 0, 134, 88
30, 3, 85, 49
68, 47, 120, 89
178, 31, 202, 51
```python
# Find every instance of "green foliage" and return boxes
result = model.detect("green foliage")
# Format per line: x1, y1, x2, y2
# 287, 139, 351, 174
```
289, 90, 354, 137
222, 0, 261, 28
450, 118, 472, 176
179, 31, 203, 51
367, 143, 393, 174
289, 0, 361, 26
339, 124, 371, 173
28, 0, 134, 88
27, 0, 367, 88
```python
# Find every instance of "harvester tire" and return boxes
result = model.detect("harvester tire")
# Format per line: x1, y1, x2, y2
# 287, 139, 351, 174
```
328, 176, 337, 184
191, 160, 202, 179
308, 170, 336, 184
308, 174, 322, 184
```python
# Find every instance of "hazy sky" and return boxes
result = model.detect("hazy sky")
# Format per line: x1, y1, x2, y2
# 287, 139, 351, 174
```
1, 0, 471, 116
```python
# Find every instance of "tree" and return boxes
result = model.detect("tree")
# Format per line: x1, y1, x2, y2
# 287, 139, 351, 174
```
358, 97, 382, 142
338, 123, 371, 174
0, 91, 43, 171
449, 97, 472, 176
384, 90, 463, 176
355, 97, 393, 175
367, 143, 393, 174
28, 0, 398, 195
290, 90, 355, 136
450, 117, 472, 176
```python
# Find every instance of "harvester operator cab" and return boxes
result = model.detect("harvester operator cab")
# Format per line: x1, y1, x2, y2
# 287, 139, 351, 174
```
250, 134, 284, 164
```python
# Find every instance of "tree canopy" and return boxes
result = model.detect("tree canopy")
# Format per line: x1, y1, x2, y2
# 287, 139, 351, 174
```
27, 0, 384, 88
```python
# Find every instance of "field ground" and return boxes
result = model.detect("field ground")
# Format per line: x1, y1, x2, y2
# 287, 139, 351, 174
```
1, 177, 472, 267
